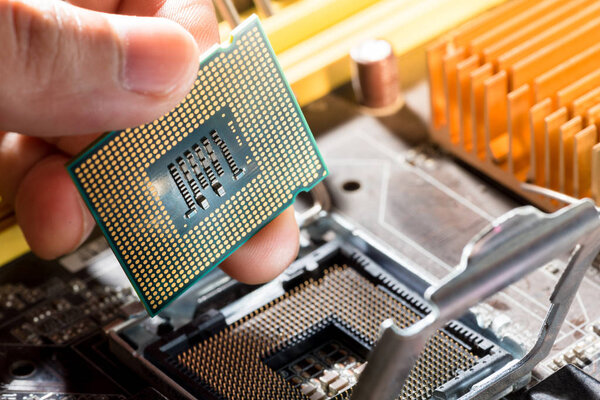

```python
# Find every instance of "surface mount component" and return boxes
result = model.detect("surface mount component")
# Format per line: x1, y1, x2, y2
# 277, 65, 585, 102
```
68, 16, 327, 316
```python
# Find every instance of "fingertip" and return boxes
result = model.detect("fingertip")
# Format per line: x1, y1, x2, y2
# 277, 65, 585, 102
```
15, 155, 94, 259
111, 15, 200, 96
0, 1, 204, 136
153, 0, 220, 50
219, 207, 299, 284
0, 132, 54, 206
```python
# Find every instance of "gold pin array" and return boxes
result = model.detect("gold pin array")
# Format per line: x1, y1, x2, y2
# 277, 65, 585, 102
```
70, 20, 327, 313
428, 0, 600, 209
176, 266, 479, 400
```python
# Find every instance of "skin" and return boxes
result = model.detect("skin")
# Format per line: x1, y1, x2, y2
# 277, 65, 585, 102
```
0, 0, 299, 284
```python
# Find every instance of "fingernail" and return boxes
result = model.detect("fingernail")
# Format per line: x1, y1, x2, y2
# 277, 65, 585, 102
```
113, 17, 199, 95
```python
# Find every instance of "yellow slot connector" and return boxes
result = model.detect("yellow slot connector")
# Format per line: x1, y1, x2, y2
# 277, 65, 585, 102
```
262, 0, 380, 54
219, 0, 506, 106
279, 0, 506, 106
0, 224, 28, 266
429, 0, 600, 209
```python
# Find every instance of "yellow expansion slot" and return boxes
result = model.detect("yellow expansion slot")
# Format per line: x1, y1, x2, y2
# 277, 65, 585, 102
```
217, 0, 382, 52
278, 0, 506, 106
0, 224, 28, 266
217, 0, 506, 105
263, 0, 382, 54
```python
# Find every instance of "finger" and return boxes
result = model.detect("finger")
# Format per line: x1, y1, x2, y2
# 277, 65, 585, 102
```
0, 132, 54, 206
0, 0, 203, 136
64, 0, 120, 13
0, 131, 99, 212
65, 0, 219, 47
156, 0, 218, 46
119, 0, 219, 46
219, 208, 299, 284
43, 132, 103, 156
15, 154, 95, 259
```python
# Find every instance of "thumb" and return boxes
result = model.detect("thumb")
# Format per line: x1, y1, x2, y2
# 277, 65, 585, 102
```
0, 0, 202, 137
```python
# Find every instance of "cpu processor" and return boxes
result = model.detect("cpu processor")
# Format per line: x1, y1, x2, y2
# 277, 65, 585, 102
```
67, 15, 328, 316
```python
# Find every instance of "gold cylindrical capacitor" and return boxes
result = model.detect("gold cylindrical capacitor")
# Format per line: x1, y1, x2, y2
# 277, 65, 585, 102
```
350, 39, 403, 111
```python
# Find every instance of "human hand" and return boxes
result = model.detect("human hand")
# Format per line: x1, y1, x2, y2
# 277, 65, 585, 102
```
0, 0, 299, 283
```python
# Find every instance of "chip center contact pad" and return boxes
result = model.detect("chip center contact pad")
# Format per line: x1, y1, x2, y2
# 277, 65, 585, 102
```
146, 106, 255, 234
68, 16, 328, 315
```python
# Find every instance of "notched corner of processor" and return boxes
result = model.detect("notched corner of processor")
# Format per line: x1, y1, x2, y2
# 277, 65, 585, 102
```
220, 14, 259, 50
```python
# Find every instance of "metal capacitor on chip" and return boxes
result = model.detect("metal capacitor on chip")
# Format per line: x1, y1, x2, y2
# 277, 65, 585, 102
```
350, 39, 401, 109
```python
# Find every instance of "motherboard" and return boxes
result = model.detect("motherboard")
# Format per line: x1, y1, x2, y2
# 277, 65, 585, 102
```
1, 0, 600, 399
1, 85, 599, 399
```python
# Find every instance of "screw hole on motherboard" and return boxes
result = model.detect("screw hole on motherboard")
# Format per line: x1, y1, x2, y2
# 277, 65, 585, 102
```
10, 360, 35, 378
342, 181, 361, 192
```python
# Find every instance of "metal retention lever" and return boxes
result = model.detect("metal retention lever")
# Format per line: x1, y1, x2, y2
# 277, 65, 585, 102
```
352, 199, 600, 400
